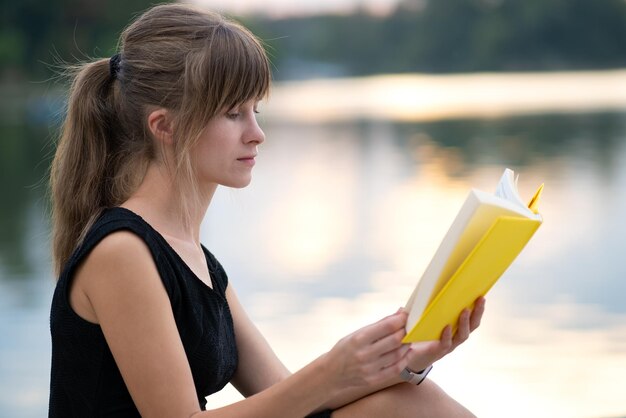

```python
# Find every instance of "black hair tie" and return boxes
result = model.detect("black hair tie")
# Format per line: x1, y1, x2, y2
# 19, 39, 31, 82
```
109, 53, 122, 79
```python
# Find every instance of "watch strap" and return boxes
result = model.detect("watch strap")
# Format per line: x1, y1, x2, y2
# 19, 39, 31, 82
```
400, 364, 433, 385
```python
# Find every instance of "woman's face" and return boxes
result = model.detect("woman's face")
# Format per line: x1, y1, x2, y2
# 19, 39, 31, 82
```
191, 99, 265, 189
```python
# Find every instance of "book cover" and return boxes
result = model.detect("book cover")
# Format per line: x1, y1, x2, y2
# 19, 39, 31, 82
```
403, 169, 543, 342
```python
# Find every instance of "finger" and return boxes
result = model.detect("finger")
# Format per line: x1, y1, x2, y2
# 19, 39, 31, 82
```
359, 311, 407, 345
370, 327, 407, 356
439, 325, 453, 353
375, 343, 411, 371
452, 309, 471, 347
440, 324, 452, 341
469, 297, 486, 331
409, 340, 442, 357
406, 340, 441, 371
371, 346, 412, 383
405, 325, 456, 370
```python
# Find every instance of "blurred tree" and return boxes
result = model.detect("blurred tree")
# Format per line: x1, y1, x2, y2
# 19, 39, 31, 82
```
245, 0, 626, 79
0, 0, 168, 82
2, 0, 625, 82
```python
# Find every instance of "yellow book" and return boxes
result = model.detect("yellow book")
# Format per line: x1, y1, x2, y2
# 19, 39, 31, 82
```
403, 168, 543, 342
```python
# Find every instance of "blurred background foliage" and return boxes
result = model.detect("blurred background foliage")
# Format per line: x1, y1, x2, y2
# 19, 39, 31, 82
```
1, 0, 626, 83
246, 0, 626, 79
0, 0, 156, 82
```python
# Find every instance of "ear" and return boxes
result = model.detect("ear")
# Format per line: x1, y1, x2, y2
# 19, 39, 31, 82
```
147, 108, 174, 145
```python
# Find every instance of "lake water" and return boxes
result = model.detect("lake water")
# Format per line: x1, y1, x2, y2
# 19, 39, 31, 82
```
1, 72, 625, 418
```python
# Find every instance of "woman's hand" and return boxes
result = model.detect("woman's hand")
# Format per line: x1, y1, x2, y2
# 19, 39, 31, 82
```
318, 298, 485, 397
406, 297, 486, 373
322, 310, 412, 391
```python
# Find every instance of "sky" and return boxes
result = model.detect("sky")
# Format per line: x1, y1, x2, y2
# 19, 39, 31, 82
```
190, 0, 404, 17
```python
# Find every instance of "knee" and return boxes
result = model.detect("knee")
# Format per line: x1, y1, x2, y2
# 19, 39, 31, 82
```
401, 380, 476, 418
333, 380, 476, 418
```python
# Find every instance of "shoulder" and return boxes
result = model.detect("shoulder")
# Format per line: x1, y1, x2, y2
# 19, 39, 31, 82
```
76, 207, 162, 278
79, 230, 162, 298
86, 229, 154, 270
71, 230, 166, 324
68, 207, 153, 268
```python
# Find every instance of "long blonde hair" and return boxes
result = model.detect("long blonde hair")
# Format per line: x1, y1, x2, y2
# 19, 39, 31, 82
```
50, 3, 271, 275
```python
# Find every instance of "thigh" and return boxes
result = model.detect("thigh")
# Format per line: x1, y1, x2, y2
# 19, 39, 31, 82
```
331, 380, 476, 418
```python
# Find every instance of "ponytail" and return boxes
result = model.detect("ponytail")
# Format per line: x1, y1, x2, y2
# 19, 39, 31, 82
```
50, 58, 147, 275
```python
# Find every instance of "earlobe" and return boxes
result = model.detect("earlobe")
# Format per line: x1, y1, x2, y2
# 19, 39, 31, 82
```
147, 108, 174, 145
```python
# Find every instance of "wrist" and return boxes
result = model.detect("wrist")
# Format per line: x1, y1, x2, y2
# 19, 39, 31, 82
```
314, 352, 345, 398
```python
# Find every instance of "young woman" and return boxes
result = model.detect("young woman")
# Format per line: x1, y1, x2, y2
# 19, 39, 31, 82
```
48, 4, 485, 417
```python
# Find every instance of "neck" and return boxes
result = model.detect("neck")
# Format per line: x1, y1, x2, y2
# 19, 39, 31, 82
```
122, 163, 217, 245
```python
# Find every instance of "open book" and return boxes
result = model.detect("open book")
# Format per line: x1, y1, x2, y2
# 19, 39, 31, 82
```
403, 168, 544, 342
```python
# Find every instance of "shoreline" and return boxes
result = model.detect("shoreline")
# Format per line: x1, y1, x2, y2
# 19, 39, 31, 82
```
264, 69, 626, 123
3, 69, 626, 126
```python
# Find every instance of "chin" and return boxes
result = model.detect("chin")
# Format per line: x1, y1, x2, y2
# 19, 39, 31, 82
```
223, 176, 253, 189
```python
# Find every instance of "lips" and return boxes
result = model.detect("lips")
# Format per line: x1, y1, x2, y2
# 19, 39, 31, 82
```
237, 155, 257, 166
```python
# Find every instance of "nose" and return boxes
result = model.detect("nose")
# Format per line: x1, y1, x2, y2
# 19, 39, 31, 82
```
244, 115, 265, 145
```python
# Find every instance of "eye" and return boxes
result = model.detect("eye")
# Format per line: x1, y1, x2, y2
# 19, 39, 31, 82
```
226, 111, 240, 120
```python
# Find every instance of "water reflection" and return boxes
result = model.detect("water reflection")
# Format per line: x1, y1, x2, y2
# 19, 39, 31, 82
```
203, 113, 626, 417
0, 122, 53, 278
1, 110, 626, 417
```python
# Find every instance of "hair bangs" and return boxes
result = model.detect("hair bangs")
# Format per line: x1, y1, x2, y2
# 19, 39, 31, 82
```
210, 21, 271, 113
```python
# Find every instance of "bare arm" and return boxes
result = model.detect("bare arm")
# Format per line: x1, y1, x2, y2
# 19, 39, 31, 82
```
226, 286, 291, 397
74, 231, 413, 418
75, 231, 202, 417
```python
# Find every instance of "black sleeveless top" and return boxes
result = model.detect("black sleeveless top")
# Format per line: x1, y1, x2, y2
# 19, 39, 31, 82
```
48, 207, 238, 417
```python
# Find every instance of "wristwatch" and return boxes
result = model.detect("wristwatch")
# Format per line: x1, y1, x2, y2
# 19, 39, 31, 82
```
400, 364, 433, 385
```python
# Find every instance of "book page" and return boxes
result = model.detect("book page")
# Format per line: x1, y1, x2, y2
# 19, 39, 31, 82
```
495, 168, 526, 209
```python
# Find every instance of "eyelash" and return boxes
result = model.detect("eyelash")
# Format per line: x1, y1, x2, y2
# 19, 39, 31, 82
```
227, 109, 260, 119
